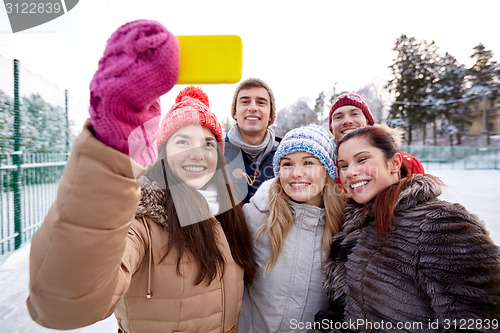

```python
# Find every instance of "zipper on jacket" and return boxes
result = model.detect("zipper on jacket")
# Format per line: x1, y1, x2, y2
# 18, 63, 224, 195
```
141, 218, 153, 299
220, 269, 225, 332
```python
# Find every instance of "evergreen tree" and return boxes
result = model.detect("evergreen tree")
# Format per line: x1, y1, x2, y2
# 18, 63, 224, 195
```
425, 53, 469, 145
22, 94, 68, 153
464, 44, 500, 144
469, 44, 499, 86
0, 92, 70, 154
0, 90, 14, 154
387, 34, 439, 144
467, 43, 500, 98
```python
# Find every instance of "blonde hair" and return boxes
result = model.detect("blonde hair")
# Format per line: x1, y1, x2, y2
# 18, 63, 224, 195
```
255, 176, 347, 275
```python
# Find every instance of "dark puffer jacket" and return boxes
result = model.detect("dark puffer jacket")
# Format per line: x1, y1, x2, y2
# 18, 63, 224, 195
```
224, 137, 280, 204
321, 174, 500, 333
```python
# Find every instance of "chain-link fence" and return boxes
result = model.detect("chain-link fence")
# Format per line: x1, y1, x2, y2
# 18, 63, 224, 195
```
0, 152, 67, 254
401, 145, 500, 170
0, 52, 85, 255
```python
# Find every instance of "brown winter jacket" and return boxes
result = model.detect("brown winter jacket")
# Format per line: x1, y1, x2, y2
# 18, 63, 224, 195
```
27, 121, 244, 333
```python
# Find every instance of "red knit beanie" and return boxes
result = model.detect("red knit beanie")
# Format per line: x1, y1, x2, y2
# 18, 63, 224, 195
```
156, 86, 224, 151
329, 93, 375, 133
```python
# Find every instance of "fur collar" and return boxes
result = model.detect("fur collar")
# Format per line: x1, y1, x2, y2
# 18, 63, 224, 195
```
395, 174, 442, 211
340, 174, 442, 232
135, 177, 168, 227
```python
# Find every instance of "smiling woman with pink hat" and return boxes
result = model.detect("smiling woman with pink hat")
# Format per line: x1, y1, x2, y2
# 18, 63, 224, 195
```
27, 20, 254, 333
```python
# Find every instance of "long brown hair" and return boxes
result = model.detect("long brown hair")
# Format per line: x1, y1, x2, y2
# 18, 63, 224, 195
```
337, 126, 410, 239
146, 142, 255, 285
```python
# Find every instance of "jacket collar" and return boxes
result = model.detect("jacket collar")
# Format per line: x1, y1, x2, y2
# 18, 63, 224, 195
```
249, 178, 275, 212
394, 174, 442, 212
250, 177, 326, 225
340, 174, 442, 232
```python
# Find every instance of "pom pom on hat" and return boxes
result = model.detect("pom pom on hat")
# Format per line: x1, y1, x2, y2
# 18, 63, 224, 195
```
156, 86, 224, 151
328, 93, 375, 133
273, 125, 337, 181
175, 85, 210, 107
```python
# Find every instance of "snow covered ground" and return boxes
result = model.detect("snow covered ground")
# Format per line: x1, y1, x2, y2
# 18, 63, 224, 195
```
0, 244, 118, 333
0, 168, 499, 333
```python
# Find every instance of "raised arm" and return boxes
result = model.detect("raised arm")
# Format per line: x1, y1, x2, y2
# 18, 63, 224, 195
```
27, 19, 179, 329
27, 122, 144, 328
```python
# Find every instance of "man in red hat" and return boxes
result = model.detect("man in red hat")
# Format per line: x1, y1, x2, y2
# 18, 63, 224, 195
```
329, 93, 424, 175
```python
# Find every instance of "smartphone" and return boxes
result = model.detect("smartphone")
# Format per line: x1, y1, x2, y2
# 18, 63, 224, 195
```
177, 35, 243, 84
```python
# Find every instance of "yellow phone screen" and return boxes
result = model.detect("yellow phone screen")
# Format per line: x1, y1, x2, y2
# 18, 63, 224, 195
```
177, 35, 243, 84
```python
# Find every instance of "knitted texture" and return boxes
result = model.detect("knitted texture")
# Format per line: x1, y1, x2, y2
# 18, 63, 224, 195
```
156, 86, 224, 152
273, 125, 337, 181
230, 78, 276, 124
328, 93, 375, 133
89, 19, 179, 165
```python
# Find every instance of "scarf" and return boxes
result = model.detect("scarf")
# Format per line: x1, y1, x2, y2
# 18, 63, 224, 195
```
198, 182, 220, 216
227, 124, 276, 169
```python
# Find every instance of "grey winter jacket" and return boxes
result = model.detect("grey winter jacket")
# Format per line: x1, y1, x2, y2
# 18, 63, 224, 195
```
321, 174, 500, 333
238, 178, 329, 332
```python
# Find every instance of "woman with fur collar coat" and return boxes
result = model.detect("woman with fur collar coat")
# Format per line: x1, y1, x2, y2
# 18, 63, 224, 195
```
317, 126, 500, 333
238, 125, 346, 332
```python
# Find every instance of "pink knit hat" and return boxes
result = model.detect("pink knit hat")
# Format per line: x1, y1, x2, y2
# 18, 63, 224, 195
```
329, 93, 375, 133
156, 86, 224, 151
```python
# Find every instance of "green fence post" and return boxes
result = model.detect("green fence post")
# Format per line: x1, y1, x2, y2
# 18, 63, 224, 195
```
13, 59, 22, 249
65, 89, 70, 153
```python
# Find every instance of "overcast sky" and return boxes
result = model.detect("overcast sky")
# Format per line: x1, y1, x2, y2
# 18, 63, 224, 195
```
1, 0, 499, 131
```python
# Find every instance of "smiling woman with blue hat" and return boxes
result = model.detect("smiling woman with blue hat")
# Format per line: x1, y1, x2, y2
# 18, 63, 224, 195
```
237, 125, 347, 332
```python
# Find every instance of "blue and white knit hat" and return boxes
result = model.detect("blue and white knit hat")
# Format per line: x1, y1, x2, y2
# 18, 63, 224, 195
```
273, 125, 337, 181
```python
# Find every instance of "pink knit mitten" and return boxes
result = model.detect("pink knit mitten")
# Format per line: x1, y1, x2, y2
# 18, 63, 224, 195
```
89, 19, 179, 166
